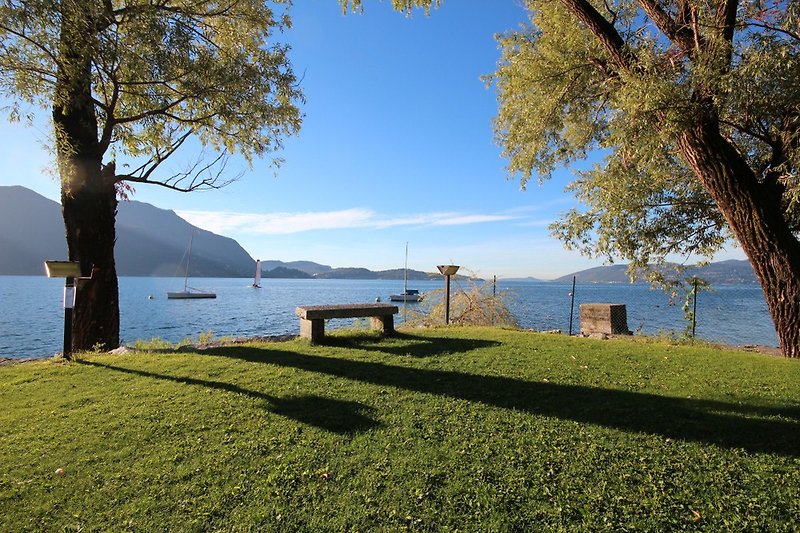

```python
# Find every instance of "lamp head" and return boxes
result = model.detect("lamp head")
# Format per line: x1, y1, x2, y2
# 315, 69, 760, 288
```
437, 265, 460, 276
44, 261, 82, 278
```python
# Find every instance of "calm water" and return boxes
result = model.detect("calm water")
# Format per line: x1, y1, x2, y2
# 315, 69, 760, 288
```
0, 276, 778, 360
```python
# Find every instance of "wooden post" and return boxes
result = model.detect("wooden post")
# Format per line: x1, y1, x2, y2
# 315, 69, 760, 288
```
445, 274, 451, 325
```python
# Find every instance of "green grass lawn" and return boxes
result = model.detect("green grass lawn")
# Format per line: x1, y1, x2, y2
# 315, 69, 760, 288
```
1, 327, 798, 531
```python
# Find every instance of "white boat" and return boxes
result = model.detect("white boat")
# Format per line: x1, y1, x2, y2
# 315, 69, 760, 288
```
390, 243, 422, 302
251, 259, 262, 288
167, 290, 216, 299
168, 231, 216, 299
390, 288, 422, 302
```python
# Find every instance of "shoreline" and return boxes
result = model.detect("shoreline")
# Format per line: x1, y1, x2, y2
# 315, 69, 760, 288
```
0, 332, 783, 365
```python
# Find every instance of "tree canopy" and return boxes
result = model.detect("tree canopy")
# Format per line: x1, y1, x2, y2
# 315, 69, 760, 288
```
0, 0, 303, 193
491, 0, 798, 271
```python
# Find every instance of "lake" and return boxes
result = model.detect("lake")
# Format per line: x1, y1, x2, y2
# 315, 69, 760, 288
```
0, 276, 778, 360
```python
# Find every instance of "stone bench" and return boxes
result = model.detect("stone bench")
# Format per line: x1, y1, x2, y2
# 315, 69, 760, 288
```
295, 303, 399, 343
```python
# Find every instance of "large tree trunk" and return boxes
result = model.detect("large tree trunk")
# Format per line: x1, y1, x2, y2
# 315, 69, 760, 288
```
680, 119, 800, 357
60, 186, 120, 353
53, 1, 120, 354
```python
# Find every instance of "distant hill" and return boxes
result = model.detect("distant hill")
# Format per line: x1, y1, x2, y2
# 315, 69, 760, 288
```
262, 266, 312, 279
0, 185, 256, 277
689, 259, 759, 284
256, 261, 440, 280
313, 267, 435, 280
259, 260, 333, 276
373, 268, 438, 281
552, 264, 633, 284
553, 259, 758, 284
314, 267, 377, 279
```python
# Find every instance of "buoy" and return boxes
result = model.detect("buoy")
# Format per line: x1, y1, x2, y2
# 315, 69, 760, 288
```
148, 295, 154, 300
375, 296, 381, 303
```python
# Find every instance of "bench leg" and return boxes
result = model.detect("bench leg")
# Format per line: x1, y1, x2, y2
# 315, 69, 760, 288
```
300, 318, 325, 342
370, 315, 395, 336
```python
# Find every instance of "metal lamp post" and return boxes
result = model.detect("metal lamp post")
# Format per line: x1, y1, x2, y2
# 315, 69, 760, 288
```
44, 261, 90, 360
437, 265, 460, 325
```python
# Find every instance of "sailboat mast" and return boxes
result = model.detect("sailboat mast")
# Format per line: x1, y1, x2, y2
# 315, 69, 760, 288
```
403, 242, 408, 293
184, 231, 194, 291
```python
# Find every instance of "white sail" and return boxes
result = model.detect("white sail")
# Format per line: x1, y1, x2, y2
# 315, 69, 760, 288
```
252, 259, 262, 288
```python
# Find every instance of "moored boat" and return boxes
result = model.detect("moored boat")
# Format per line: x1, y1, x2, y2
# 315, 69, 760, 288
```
390, 243, 421, 302
168, 231, 216, 299
167, 290, 216, 299
389, 289, 422, 302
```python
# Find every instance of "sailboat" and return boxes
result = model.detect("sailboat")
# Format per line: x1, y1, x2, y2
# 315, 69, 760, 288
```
167, 231, 216, 299
390, 242, 422, 302
251, 259, 262, 288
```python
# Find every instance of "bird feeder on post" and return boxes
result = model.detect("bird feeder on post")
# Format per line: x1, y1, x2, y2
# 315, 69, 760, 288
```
437, 265, 460, 325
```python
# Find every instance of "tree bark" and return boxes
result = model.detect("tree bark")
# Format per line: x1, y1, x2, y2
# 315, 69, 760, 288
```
53, 0, 120, 354
60, 186, 120, 353
679, 119, 800, 357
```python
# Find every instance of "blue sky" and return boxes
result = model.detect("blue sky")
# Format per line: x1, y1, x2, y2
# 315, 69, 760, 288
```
0, 0, 745, 279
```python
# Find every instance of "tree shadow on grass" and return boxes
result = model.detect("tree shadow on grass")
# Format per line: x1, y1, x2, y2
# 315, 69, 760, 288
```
320, 332, 501, 358
200, 343, 800, 457
79, 360, 382, 436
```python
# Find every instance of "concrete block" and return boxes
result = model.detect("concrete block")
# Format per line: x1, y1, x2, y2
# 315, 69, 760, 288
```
580, 303, 631, 335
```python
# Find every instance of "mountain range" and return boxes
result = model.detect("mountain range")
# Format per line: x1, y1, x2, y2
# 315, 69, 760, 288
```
0, 186, 436, 279
1, 185, 759, 284
1, 185, 255, 277
549, 259, 758, 284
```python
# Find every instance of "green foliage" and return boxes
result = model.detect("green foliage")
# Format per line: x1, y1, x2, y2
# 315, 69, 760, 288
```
489, 0, 800, 270
1, 328, 798, 530
0, 0, 303, 189
129, 337, 178, 351
338, 0, 439, 16
197, 330, 215, 346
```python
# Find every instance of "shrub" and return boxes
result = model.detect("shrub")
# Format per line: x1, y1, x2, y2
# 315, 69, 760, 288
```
405, 275, 518, 328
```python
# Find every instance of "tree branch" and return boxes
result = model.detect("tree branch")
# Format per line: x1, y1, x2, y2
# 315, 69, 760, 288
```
111, 95, 192, 125
0, 22, 62, 68
637, 0, 701, 55
744, 21, 800, 43
118, 150, 238, 192
118, 130, 193, 183
559, 0, 634, 72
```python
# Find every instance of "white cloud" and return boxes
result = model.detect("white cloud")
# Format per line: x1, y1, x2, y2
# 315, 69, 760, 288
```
176, 208, 373, 234
432, 214, 518, 226
176, 208, 523, 235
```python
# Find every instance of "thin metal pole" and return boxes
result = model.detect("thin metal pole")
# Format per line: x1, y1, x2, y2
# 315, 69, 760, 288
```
445, 274, 451, 325
493, 275, 496, 298
568, 276, 576, 336
692, 278, 698, 339
63, 276, 74, 360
